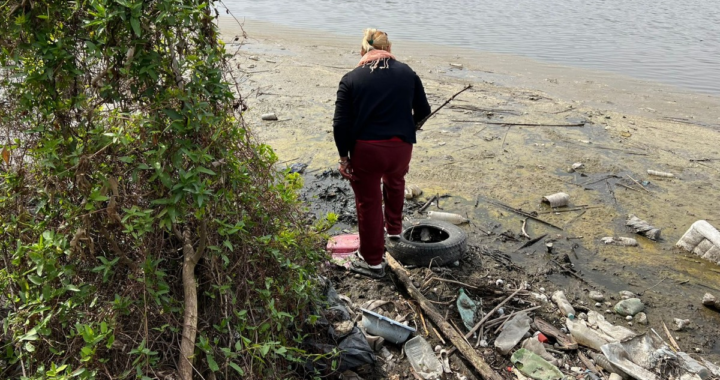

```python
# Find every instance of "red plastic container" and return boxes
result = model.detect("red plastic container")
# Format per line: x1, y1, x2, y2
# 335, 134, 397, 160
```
326, 234, 359, 268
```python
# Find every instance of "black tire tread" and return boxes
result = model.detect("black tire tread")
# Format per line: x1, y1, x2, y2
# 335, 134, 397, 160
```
388, 219, 467, 266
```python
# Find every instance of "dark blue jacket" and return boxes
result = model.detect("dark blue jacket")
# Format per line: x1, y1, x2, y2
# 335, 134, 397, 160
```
333, 60, 431, 157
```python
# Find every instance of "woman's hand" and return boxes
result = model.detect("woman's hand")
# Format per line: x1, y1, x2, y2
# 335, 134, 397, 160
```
338, 158, 356, 181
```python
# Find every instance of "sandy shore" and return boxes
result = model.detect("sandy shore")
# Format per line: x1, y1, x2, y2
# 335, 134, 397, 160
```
218, 18, 720, 358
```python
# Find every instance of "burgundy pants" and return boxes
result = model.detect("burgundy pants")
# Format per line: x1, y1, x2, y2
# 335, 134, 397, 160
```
350, 140, 413, 265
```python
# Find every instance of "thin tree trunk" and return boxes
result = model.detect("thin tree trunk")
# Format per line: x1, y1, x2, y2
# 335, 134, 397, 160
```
177, 221, 207, 380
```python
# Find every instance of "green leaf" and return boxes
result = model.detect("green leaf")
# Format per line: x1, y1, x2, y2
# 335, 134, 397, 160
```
207, 355, 220, 371
90, 193, 109, 202
259, 344, 270, 357
28, 274, 43, 285
196, 167, 216, 176
163, 109, 183, 120
131, 17, 141, 37
228, 362, 244, 375
66, 284, 81, 292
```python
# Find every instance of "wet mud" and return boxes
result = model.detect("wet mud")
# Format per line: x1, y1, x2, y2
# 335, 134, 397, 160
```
219, 18, 720, 372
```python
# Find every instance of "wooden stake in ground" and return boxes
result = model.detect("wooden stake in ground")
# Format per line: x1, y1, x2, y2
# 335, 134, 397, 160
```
386, 255, 504, 380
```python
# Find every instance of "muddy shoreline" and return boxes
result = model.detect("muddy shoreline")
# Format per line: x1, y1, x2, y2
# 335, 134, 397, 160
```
219, 17, 720, 373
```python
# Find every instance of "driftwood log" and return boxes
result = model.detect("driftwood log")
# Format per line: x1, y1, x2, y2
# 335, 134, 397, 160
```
386, 255, 503, 380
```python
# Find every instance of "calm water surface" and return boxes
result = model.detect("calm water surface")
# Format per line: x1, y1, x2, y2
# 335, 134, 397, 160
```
222, 0, 720, 94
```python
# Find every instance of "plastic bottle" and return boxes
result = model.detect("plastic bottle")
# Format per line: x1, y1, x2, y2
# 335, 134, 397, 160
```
494, 311, 531, 355
566, 318, 610, 351
551, 290, 576, 319
404, 336, 443, 379
427, 211, 468, 225
647, 170, 674, 178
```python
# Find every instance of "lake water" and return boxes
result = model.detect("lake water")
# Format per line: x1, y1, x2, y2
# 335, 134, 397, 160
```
221, 0, 720, 95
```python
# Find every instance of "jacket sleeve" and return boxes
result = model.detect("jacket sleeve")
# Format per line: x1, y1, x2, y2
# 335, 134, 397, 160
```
412, 73, 431, 125
332, 73, 353, 157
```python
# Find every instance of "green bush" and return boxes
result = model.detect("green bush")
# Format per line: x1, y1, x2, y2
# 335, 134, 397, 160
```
0, 1, 327, 378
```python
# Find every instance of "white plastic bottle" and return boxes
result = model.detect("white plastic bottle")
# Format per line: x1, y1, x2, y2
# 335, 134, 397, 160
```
551, 291, 576, 319
566, 318, 610, 351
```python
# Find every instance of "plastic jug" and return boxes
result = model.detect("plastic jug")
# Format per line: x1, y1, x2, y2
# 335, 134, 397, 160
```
404, 336, 443, 379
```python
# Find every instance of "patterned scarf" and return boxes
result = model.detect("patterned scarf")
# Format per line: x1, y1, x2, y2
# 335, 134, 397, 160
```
357, 49, 396, 72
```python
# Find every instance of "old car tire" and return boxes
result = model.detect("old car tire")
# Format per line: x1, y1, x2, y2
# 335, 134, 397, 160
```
387, 219, 467, 266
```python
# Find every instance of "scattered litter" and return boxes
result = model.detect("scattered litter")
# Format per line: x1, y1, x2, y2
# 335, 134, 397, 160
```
427, 211, 469, 225
614, 298, 645, 317
361, 308, 415, 344
261, 112, 278, 120
511, 348, 565, 380
647, 170, 675, 178
588, 311, 637, 341
248, 55, 259, 61
404, 336, 444, 379
495, 311, 532, 355
676, 220, 720, 264
456, 288, 479, 332
601, 237, 639, 246
449, 63, 463, 69
626, 214, 662, 241
542, 192, 570, 208
702, 293, 720, 310
522, 336, 558, 365
535, 317, 578, 350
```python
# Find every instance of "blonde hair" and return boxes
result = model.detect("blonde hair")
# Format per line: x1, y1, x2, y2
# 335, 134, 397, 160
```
361, 28, 391, 55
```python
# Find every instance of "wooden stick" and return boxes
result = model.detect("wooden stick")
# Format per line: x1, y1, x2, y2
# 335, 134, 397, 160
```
419, 308, 429, 336
418, 195, 438, 214
430, 277, 480, 290
517, 234, 548, 250
580, 175, 620, 186
520, 218, 531, 239
472, 287, 525, 346
432, 326, 446, 345
662, 321, 681, 351
386, 255, 504, 380
416, 84, 473, 130
626, 174, 651, 193
616, 183, 641, 192
481, 197, 563, 230
538, 205, 603, 214
488, 122, 585, 127
449, 319, 471, 346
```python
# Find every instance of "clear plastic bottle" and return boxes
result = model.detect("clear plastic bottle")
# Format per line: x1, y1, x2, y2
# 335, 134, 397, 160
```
427, 211, 468, 225
404, 336, 443, 379
551, 290, 576, 319
494, 312, 531, 355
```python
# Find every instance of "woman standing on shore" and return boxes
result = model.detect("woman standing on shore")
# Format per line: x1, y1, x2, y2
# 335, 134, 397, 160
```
333, 28, 431, 278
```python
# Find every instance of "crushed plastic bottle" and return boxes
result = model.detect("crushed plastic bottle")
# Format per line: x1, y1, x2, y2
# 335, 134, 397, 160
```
404, 336, 443, 379
552, 290, 576, 319
495, 311, 531, 355
566, 318, 611, 351
456, 288, 478, 332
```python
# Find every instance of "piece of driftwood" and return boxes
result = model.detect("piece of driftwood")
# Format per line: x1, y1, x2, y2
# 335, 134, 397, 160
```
386, 255, 504, 380
416, 84, 473, 130
482, 197, 563, 230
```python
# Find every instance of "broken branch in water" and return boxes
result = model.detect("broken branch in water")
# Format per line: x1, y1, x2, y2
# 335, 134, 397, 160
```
481, 197, 563, 230
416, 84, 473, 130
